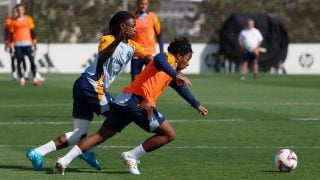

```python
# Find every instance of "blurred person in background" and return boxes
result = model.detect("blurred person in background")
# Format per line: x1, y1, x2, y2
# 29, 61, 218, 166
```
10, 4, 43, 86
4, 6, 26, 80
130, 0, 164, 81
238, 19, 263, 80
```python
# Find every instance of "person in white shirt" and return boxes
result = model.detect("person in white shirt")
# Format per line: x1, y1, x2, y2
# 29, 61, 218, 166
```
238, 19, 263, 79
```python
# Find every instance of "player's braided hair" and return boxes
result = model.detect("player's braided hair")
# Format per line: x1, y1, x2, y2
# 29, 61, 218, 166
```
109, 11, 134, 36
168, 37, 193, 56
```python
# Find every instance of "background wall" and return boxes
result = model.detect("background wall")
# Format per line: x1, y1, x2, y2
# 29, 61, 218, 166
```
1, 43, 319, 74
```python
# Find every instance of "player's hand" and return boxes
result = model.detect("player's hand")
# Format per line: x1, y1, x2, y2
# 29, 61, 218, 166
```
254, 48, 260, 56
175, 74, 192, 87
197, 105, 208, 116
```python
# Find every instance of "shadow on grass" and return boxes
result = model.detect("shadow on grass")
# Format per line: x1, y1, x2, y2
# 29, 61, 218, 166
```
260, 170, 288, 173
0, 164, 128, 174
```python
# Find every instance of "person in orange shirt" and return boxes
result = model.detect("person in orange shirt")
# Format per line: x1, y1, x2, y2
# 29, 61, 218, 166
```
4, 6, 26, 80
130, 0, 164, 81
54, 37, 208, 175
11, 4, 41, 86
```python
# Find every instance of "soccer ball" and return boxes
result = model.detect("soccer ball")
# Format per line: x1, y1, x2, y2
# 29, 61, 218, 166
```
274, 149, 298, 172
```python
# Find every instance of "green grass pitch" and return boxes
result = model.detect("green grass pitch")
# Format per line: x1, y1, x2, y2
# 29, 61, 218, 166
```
0, 73, 319, 179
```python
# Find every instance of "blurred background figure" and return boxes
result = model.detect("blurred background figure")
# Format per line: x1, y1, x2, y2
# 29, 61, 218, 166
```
238, 19, 263, 80
4, 6, 26, 80
11, 4, 43, 86
130, 0, 164, 81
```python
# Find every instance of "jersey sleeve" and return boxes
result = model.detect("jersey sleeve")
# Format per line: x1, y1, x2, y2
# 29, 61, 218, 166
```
98, 35, 115, 52
128, 40, 149, 58
27, 15, 35, 29
153, 14, 161, 36
257, 30, 263, 41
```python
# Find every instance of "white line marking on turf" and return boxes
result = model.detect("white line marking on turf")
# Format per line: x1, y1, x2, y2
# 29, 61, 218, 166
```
0, 144, 320, 149
0, 119, 243, 125
162, 101, 320, 106
0, 103, 69, 108
291, 117, 320, 121
170, 119, 243, 122
2, 101, 320, 108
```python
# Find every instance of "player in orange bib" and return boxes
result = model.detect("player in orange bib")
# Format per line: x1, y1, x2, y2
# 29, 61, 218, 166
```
11, 4, 42, 86
55, 37, 208, 175
4, 6, 26, 80
130, 0, 164, 81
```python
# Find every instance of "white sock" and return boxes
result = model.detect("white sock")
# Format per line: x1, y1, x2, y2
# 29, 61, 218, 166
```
34, 141, 56, 156
127, 144, 146, 159
60, 145, 83, 167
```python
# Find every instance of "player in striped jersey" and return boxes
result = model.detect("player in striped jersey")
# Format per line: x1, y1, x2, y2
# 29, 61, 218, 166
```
54, 37, 208, 175
26, 11, 153, 172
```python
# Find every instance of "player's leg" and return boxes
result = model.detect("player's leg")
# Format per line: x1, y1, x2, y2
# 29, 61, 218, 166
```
252, 52, 259, 79
26, 118, 92, 171
10, 52, 17, 80
24, 46, 40, 85
26, 76, 100, 170
14, 46, 26, 86
240, 51, 249, 80
122, 105, 173, 174
55, 103, 126, 175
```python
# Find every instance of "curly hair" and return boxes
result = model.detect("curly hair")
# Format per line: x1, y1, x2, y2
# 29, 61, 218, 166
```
167, 37, 193, 56
109, 11, 134, 36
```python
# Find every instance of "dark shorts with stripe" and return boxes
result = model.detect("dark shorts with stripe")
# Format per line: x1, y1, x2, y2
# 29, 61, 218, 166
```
103, 94, 166, 133
72, 75, 112, 120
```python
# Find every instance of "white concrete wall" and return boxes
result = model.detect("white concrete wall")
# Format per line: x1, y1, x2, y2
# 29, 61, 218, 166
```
0, 43, 319, 74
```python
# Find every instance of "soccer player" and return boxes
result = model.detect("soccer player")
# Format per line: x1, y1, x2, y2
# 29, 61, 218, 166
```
26, 11, 153, 171
238, 19, 263, 79
130, 0, 164, 81
10, 4, 42, 86
54, 37, 208, 175
4, 6, 26, 80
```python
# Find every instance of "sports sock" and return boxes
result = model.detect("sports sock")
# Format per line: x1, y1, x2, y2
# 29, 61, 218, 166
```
127, 144, 146, 159
60, 145, 83, 167
35, 141, 56, 156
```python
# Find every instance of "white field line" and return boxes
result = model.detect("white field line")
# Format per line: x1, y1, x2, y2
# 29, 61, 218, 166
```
0, 103, 69, 108
162, 101, 320, 106
0, 144, 320, 149
0, 119, 243, 125
1, 101, 320, 108
291, 117, 320, 121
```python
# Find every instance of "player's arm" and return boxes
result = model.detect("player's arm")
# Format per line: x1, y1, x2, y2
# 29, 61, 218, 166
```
131, 41, 153, 64
98, 33, 124, 65
238, 32, 245, 51
254, 30, 264, 56
169, 80, 208, 116
28, 16, 37, 50
154, 15, 164, 53
4, 27, 10, 51
153, 53, 191, 86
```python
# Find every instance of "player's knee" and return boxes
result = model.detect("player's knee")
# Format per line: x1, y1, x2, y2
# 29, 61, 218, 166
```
166, 130, 176, 142
65, 128, 87, 146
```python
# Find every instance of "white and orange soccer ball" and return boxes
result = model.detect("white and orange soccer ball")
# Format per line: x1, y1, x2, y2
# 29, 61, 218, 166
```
274, 149, 298, 172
